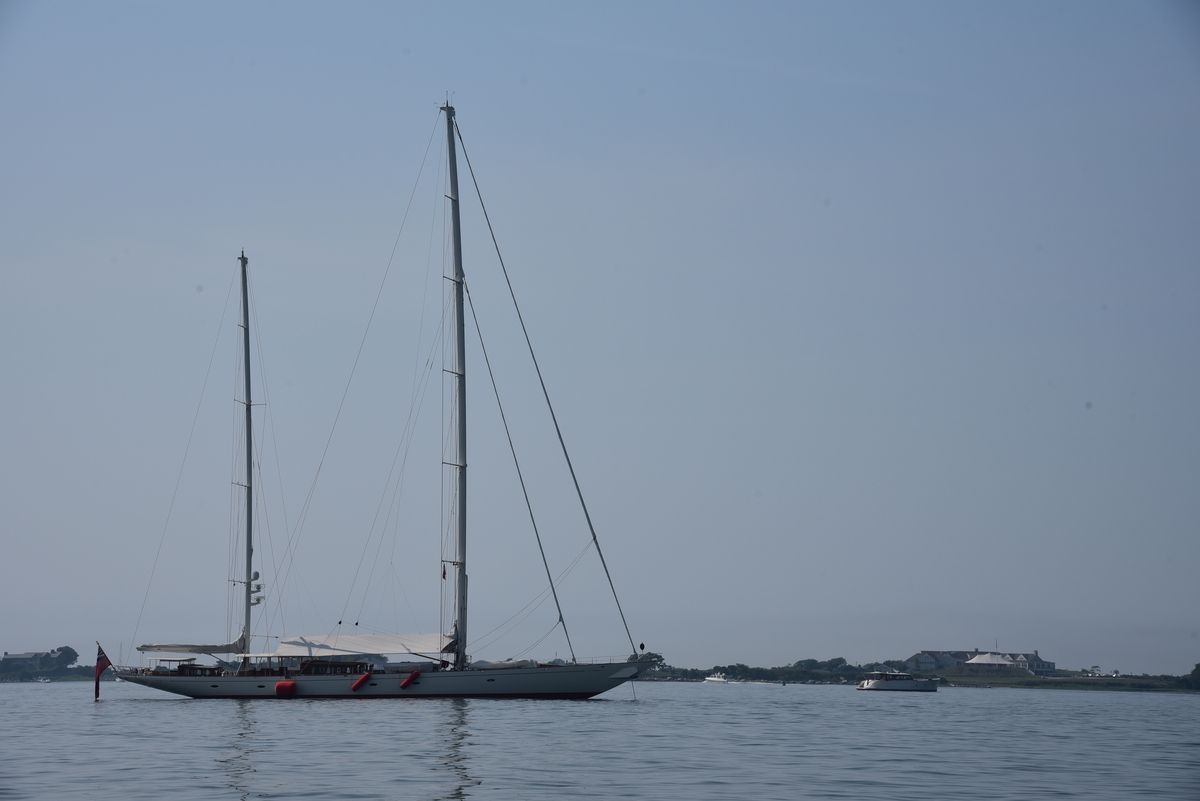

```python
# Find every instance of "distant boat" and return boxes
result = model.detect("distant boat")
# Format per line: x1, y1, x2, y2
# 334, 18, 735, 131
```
704, 673, 730, 683
111, 104, 644, 700
856, 671, 937, 692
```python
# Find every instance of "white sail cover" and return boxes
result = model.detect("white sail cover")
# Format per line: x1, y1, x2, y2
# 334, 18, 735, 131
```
270, 633, 449, 659
138, 634, 246, 654
470, 659, 537, 670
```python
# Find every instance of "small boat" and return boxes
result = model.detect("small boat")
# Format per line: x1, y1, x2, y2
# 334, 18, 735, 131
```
856, 671, 937, 692
704, 673, 729, 683
111, 105, 644, 700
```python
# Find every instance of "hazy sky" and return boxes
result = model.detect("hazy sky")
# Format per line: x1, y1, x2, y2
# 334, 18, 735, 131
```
1, 1, 1198, 676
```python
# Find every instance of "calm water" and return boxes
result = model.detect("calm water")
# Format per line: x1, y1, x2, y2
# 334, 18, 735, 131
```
1, 680, 1197, 799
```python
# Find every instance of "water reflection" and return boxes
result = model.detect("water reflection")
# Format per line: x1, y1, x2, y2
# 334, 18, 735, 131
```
214, 700, 258, 800
432, 698, 480, 800
201, 696, 480, 800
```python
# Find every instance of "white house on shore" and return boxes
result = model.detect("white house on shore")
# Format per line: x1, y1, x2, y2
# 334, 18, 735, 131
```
905, 649, 1056, 676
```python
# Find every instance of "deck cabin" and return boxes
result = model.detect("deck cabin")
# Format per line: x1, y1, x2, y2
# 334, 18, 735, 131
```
126, 655, 437, 679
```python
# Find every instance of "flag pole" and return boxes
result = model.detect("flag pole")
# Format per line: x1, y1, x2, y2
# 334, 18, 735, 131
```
94, 642, 112, 702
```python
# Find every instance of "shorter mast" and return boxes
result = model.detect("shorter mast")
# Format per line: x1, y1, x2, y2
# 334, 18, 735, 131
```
239, 251, 254, 661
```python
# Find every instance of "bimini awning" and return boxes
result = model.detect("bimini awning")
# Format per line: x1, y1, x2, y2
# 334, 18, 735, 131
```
270, 633, 450, 659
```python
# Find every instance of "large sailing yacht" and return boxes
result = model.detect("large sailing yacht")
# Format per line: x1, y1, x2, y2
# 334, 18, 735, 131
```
112, 105, 644, 699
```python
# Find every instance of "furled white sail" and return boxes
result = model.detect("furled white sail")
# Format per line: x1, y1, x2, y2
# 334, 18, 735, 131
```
137, 634, 246, 654
270, 633, 450, 658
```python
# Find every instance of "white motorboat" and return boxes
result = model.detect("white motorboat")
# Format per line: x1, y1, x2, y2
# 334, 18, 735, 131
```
704, 673, 729, 683
111, 105, 643, 700
856, 671, 937, 692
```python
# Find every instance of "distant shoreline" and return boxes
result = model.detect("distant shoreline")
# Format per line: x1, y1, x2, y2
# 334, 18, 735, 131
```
639, 661, 1198, 694
636, 675, 1196, 693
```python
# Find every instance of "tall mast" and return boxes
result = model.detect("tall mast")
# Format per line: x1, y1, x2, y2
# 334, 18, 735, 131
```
238, 251, 254, 661
443, 105, 469, 670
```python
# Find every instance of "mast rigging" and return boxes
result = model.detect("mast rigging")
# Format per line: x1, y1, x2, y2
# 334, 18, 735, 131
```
238, 250, 254, 662
443, 104, 469, 671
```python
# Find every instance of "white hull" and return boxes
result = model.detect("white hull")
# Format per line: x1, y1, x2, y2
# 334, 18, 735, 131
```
856, 677, 937, 692
115, 663, 640, 700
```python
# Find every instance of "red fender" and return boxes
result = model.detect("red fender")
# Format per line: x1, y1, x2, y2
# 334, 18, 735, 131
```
400, 669, 420, 689
350, 672, 371, 691
274, 680, 298, 697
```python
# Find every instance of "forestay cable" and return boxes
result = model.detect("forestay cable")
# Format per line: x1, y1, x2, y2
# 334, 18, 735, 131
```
454, 120, 638, 657
469, 538, 594, 656
464, 281, 577, 664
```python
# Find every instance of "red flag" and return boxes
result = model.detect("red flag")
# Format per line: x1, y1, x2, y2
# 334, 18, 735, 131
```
94, 643, 112, 702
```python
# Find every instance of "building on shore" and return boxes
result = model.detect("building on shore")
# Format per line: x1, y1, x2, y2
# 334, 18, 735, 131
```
1, 650, 63, 671
905, 649, 1056, 676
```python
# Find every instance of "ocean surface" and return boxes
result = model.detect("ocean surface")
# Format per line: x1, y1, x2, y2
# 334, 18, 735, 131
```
1, 679, 1197, 799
